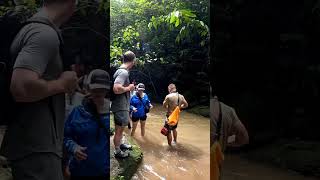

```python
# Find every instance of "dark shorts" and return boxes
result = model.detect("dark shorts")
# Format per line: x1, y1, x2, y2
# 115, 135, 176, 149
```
164, 114, 178, 131
131, 116, 147, 122
114, 111, 130, 127
11, 153, 63, 180
164, 123, 178, 131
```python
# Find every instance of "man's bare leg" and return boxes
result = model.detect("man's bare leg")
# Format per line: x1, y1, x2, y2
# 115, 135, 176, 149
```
173, 129, 177, 142
114, 125, 125, 151
167, 131, 172, 146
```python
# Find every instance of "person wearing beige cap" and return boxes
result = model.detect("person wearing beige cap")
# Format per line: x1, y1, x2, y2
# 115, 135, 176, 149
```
63, 69, 110, 178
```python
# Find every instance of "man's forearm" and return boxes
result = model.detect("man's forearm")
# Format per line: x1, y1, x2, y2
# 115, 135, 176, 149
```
113, 85, 129, 94
181, 101, 188, 109
11, 78, 64, 102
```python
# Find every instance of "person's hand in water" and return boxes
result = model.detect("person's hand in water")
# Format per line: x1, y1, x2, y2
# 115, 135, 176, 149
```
74, 145, 88, 161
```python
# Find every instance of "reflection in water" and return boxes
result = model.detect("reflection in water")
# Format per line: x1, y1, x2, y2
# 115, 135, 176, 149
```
130, 105, 210, 180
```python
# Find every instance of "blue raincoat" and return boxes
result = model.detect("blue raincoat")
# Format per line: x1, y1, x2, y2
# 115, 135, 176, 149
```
63, 100, 109, 177
130, 93, 151, 118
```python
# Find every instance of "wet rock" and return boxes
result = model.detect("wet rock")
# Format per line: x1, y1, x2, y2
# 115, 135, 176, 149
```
110, 114, 143, 180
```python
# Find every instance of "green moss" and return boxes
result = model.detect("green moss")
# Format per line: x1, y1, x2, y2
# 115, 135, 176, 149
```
110, 114, 143, 180
116, 137, 143, 179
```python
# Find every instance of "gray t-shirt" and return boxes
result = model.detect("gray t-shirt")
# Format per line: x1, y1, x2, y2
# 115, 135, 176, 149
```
1, 9, 65, 160
111, 68, 130, 112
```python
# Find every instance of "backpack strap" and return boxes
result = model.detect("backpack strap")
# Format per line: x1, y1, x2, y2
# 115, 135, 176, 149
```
24, 18, 64, 45
216, 101, 222, 141
213, 98, 222, 143
177, 92, 180, 106
23, 18, 67, 70
138, 93, 148, 110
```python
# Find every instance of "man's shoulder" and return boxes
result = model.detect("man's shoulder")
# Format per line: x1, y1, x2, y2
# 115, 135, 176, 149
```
165, 94, 172, 99
23, 21, 58, 37
178, 93, 185, 99
114, 68, 129, 77
116, 67, 129, 73
220, 101, 233, 111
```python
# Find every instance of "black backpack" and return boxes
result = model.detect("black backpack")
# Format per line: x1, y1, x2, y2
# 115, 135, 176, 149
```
0, 10, 63, 125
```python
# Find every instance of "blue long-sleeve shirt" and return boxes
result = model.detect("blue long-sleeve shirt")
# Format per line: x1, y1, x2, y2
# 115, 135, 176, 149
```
63, 103, 109, 177
130, 93, 151, 118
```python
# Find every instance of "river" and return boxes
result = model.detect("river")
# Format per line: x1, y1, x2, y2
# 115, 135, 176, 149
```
130, 105, 210, 180
127, 105, 318, 180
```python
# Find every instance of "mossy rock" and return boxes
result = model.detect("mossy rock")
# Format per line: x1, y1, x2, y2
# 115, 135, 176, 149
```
110, 114, 143, 180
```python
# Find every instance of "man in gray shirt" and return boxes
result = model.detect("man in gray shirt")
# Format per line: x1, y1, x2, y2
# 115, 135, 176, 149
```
112, 51, 136, 158
1, 0, 78, 179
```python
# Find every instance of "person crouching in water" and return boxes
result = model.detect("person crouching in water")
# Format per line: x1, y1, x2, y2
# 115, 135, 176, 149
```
130, 83, 153, 136
63, 69, 110, 179
163, 84, 188, 146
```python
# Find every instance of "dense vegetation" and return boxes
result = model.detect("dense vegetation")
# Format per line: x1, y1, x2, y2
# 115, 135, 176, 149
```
111, 0, 210, 105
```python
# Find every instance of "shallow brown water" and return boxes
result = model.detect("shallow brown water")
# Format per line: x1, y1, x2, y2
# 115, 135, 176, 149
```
130, 105, 210, 180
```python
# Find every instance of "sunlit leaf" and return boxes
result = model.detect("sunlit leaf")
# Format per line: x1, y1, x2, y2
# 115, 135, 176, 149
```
175, 18, 180, 27
200, 21, 205, 27
174, 11, 180, 17
181, 9, 196, 18
170, 13, 176, 24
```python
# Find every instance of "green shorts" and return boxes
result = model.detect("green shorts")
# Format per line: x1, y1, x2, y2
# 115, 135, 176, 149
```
114, 110, 130, 127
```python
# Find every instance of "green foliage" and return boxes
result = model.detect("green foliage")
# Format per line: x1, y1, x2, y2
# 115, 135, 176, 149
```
110, 25, 141, 66
110, 0, 209, 67
148, 9, 209, 45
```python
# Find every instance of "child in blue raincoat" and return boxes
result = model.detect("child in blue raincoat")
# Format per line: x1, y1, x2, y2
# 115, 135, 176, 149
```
130, 83, 153, 136
63, 69, 110, 179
